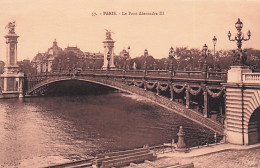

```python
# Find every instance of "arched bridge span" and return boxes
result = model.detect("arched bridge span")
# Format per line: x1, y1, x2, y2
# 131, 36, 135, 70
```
25, 73, 225, 135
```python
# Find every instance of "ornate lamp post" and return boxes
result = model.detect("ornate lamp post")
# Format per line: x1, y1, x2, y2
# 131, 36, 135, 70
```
202, 44, 210, 65
198, 58, 202, 71
81, 55, 85, 70
93, 53, 96, 71
127, 46, 130, 70
153, 62, 157, 70
212, 36, 217, 70
169, 46, 175, 80
144, 49, 148, 77
67, 57, 70, 73
187, 50, 193, 70
164, 60, 168, 70
177, 59, 180, 70
228, 18, 251, 65
201, 44, 210, 79
124, 51, 128, 71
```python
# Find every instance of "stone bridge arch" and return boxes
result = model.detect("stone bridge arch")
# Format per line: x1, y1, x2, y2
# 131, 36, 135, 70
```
248, 107, 260, 144
25, 75, 224, 135
26, 76, 130, 96
244, 90, 260, 145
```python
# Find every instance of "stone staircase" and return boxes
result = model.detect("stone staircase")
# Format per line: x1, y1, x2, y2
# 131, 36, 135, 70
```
45, 158, 93, 168
93, 147, 156, 168
45, 147, 194, 168
125, 161, 194, 168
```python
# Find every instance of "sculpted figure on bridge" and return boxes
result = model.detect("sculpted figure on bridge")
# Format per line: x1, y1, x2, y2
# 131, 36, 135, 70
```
5, 21, 16, 34
105, 29, 113, 40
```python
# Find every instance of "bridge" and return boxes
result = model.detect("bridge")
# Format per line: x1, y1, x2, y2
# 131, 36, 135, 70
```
22, 68, 260, 145
25, 69, 227, 135
1, 19, 260, 146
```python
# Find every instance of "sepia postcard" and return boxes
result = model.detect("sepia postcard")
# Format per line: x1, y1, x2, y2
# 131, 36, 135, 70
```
0, 0, 259, 167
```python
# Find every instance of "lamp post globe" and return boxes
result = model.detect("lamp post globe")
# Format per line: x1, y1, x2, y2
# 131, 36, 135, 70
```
235, 18, 243, 32
201, 44, 210, 80
212, 36, 217, 45
212, 36, 217, 70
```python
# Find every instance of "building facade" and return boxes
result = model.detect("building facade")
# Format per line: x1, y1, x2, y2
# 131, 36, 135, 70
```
31, 39, 63, 73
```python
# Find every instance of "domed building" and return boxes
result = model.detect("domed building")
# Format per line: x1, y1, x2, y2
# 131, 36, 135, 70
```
31, 39, 63, 73
31, 52, 45, 73
45, 39, 63, 72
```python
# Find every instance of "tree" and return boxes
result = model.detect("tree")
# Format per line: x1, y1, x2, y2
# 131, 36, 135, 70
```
244, 48, 260, 67
175, 47, 202, 70
52, 51, 79, 72
17, 60, 37, 75
129, 55, 156, 70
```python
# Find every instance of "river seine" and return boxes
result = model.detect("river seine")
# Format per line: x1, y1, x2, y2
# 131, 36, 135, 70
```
0, 92, 213, 167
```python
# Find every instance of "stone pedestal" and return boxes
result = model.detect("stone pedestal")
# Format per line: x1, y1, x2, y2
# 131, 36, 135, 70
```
227, 66, 252, 83
175, 126, 189, 152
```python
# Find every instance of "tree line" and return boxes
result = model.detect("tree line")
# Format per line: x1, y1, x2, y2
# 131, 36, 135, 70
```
0, 47, 259, 75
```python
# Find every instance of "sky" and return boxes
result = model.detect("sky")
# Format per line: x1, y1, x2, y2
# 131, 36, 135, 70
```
0, 0, 259, 61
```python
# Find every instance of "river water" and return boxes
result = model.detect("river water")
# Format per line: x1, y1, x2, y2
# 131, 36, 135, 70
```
0, 91, 214, 167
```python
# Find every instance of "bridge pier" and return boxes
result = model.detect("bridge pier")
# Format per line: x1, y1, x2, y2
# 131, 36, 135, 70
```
203, 90, 208, 118
185, 88, 190, 109
169, 84, 174, 101
156, 82, 160, 96
223, 66, 260, 145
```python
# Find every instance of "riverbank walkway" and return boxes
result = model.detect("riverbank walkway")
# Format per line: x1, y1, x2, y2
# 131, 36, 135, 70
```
160, 143, 260, 158
124, 143, 260, 168
46, 143, 260, 168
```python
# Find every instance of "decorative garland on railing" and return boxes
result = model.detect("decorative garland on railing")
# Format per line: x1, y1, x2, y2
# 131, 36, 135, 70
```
146, 81, 157, 90
189, 85, 202, 96
158, 82, 169, 92
134, 81, 144, 87
172, 84, 185, 94
206, 86, 224, 98
126, 80, 135, 86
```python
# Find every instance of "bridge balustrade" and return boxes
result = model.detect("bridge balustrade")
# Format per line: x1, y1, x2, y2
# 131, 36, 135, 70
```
124, 70, 144, 76
174, 71, 202, 79
242, 73, 260, 83
41, 69, 227, 82
146, 70, 169, 77
208, 71, 227, 80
